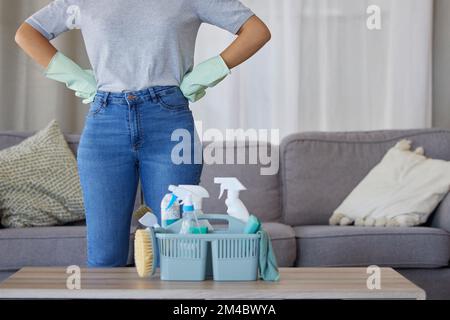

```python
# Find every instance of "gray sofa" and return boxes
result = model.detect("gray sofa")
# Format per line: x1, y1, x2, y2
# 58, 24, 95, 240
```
1, 128, 449, 299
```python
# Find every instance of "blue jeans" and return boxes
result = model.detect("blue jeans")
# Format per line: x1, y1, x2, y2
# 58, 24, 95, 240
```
77, 86, 203, 267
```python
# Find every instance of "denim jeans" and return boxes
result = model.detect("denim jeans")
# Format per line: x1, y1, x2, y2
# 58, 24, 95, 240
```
77, 86, 203, 267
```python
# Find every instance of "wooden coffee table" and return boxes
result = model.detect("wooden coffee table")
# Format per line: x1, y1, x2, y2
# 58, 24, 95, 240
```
0, 267, 425, 300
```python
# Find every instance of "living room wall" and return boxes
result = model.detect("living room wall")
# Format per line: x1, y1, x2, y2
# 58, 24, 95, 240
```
433, 0, 450, 129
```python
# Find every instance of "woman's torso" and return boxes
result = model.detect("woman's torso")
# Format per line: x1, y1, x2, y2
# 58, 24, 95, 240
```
26, 0, 254, 92
77, 0, 200, 92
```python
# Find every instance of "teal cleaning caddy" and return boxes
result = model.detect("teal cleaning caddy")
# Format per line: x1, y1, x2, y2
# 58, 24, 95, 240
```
156, 214, 260, 281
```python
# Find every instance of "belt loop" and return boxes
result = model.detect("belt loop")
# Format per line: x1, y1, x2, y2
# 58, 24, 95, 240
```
103, 92, 110, 106
148, 87, 158, 104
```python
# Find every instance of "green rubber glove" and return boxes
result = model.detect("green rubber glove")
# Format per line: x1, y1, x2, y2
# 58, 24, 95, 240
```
44, 51, 97, 104
180, 55, 231, 103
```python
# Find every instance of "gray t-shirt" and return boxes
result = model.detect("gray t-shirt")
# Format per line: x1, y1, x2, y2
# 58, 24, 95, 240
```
26, 0, 254, 92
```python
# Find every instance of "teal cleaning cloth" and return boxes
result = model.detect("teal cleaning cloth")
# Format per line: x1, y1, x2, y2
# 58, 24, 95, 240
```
257, 229, 280, 281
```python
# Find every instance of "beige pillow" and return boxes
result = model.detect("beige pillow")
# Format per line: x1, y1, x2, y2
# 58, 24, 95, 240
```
330, 140, 450, 227
0, 120, 85, 228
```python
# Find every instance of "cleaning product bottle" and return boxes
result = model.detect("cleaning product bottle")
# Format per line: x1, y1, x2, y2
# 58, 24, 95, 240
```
179, 185, 213, 231
214, 177, 250, 223
179, 194, 207, 234
167, 185, 212, 232
178, 185, 208, 210
161, 193, 181, 228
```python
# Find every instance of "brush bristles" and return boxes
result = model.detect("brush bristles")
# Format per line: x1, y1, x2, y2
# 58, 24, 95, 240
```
133, 205, 153, 221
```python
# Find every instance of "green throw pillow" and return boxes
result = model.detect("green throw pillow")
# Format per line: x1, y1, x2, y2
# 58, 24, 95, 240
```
0, 120, 85, 228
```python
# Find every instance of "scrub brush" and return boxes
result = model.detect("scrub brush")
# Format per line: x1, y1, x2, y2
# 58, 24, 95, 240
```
133, 205, 153, 224
134, 227, 157, 278
133, 204, 158, 278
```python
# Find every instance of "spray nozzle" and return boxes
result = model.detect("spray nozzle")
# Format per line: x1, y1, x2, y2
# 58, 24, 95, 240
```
214, 178, 246, 200
167, 185, 209, 211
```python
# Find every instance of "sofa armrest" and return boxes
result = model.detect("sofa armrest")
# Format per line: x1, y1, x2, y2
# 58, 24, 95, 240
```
431, 195, 450, 233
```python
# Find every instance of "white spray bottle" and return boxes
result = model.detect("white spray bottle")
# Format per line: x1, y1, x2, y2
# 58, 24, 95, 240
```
167, 185, 212, 233
175, 185, 210, 215
179, 185, 213, 231
214, 177, 250, 223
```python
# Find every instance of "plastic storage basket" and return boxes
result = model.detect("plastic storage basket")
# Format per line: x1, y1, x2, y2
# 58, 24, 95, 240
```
156, 214, 260, 281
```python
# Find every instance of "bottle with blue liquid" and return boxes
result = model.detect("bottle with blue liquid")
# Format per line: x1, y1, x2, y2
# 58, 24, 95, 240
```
162, 185, 210, 233
179, 194, 207, 234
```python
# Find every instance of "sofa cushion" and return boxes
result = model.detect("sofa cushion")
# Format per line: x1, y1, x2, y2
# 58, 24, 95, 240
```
0, 120, 85, 228
294, 226, 450, 268
281, 129, 450, 226
0, 226, 136, 271
262, 222, 296, 267
200, 141, 281, 222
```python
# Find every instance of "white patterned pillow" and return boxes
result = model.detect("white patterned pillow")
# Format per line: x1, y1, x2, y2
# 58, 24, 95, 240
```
0, 120, 85, 228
